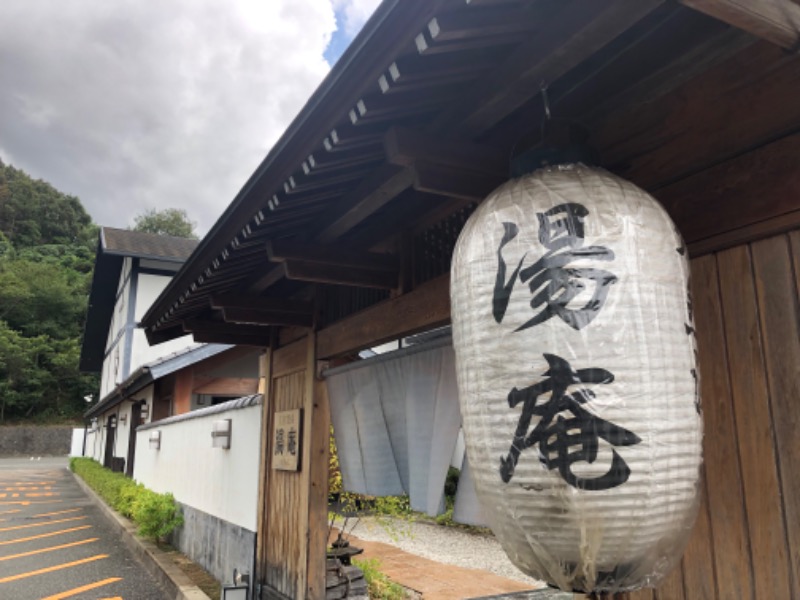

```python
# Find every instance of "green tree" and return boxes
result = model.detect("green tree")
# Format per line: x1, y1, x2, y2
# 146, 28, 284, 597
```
0, 160, 92, 248
0, 159, 99, 422
132, 208, 197, 239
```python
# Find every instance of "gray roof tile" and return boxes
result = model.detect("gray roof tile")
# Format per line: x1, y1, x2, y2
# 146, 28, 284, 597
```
101, 227, 198, 262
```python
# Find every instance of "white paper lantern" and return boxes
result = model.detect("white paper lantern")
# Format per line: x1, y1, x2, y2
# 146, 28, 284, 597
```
450, 164, 702, 594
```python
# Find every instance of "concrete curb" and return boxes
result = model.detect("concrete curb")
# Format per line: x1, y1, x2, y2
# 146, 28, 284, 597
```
70, 469, 211, 600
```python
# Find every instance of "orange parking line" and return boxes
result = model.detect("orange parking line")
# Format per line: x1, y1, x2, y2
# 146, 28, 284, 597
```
0, 500, 63, 506
0, 525, 92, 546
0, 538, 98, 561
0, 554, 108, 584
9, 481, 56, 486
39, 577, 122, 600
31, 508, 82, 519
0, 516, 86, 533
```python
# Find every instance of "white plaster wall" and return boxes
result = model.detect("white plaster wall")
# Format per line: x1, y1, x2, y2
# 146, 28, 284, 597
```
132, 386, 155, 427
135, 273, 171, 321
100, 259, 131, 398
133, 404, 262, 531
85, 387, 156, 467
139, 259, 181, 272
70, 429, 86, 457
128, 273, 196, 376
129, 329, 196, 378
113, 402, 133, 466
84, 427, 101, 462
85, 416, 108, 463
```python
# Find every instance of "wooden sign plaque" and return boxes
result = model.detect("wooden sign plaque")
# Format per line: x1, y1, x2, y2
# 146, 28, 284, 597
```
272, 408, 302, 471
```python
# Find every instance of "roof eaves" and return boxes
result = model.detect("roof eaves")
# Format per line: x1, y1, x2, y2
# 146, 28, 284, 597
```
85, 366, 152, 419
140, 0, 444, 339
84, 343, 234, 419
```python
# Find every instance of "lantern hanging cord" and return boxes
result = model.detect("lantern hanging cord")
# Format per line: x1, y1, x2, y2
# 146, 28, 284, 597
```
540, 81, 552, 121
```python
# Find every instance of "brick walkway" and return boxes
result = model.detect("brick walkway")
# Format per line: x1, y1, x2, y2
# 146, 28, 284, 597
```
335, 530, 544, 600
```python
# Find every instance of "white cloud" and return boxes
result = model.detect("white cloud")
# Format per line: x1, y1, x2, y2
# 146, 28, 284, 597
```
332, 0, 382, 37
0, 0, 345, 235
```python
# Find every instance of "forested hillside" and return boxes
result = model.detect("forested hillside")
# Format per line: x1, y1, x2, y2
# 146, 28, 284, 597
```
0, 159, 99, 422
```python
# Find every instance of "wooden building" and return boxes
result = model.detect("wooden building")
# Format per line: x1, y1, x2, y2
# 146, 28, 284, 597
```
140, 1, 800, 598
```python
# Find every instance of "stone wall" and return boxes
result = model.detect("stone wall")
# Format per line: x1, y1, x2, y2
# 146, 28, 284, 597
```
170, 502, 256, 587
0, 426, 73, 457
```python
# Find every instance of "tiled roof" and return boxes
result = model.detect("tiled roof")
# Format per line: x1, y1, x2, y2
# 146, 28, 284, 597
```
101, 227, 198, 262
137, 394, 262, 431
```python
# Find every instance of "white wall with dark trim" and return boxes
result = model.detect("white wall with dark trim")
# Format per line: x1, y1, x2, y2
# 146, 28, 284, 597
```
133, 399, 261, 531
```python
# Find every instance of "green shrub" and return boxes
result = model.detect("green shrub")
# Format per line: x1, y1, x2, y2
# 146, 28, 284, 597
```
117, 481, 145, 519
70, 457, 131, 509
70, 457, 183, 541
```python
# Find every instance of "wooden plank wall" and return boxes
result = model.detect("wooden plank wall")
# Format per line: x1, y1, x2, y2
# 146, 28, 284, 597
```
263, 369, 307, 598
627, 229, 800, 599
259, 335, 328, 600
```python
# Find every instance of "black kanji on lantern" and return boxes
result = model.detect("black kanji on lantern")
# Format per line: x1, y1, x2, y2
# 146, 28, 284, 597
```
500, 353, 641, 490
493, 203, 617, 331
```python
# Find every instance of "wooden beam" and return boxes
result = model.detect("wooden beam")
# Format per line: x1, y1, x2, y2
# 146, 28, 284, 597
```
688, 210, 800, 259
187, 344, 258, 373
255, 344, 273, 590
657, 131, 800, 255
317, 274, 450, 358
283, 260, 398, 290
306, 375, 330, 600
591, 41, 800, 190
221, 307, 314, 328
424, 7, 541, 43
191, 331, 269, 347
145, 324, 186, 346
302, 146, 382, 175
384, 126, 507, 175
680, 0, 800, 49
436, 0, 666, 137
412, 159, 505, 201
315, 164, 415, 243
266, 240, 397, 272
246, 265, 286, 294
378, 51, 495, 94
349, 86, 462, 126
272, 337, 307, 378
183, 319, 272, 342
283, 167, 366, 196
211, 294, 314, 315
192, 376, 259, 396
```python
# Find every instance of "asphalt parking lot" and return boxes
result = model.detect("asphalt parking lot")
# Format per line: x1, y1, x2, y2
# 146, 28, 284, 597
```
0, 457, 168, 600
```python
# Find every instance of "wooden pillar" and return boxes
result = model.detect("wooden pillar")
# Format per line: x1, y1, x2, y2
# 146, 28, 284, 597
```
255, 332, 329, 600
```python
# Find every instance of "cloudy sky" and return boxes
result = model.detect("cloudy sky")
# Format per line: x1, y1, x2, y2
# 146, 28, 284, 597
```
0, 0, 381, 235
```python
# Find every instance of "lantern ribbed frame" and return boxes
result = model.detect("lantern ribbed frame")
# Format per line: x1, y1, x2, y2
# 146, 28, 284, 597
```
451, 165, 702, 593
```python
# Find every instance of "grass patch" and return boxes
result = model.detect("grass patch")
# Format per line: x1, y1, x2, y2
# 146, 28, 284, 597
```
354, 558, 409, 600
161, 543, 222, 600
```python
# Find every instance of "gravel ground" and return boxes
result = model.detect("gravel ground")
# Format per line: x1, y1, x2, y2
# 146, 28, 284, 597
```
344, 516, 545, 587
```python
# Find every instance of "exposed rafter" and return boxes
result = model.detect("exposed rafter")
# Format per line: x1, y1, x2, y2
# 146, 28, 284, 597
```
211, 294, 314, 328
435, 0, 667, 136
679, 0, 800, 49
315, 165, 415, 243
384, 126, 506, 175
317, 274, 450, 358
266, 240, 397, 272
412, 160, 505, 202
284, 261, 398, 290
183, 319, 271, 347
